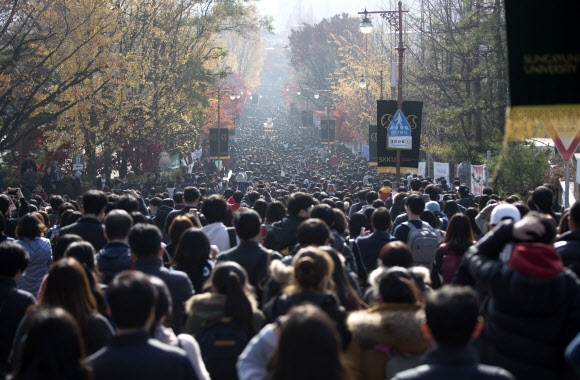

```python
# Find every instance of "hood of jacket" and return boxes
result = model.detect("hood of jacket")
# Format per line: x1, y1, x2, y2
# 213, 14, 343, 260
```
508, 242, 565, 280
347, 302, 427, 354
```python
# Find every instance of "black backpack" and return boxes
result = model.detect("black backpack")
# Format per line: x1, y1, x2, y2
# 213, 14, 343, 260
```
197, 317, 249, 380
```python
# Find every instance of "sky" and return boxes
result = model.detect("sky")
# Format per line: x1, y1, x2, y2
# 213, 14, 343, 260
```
256, 0, 389, 33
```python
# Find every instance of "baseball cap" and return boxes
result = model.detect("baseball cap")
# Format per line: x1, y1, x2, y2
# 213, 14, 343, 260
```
425, 201, 441, 213
490, 204, 521, 225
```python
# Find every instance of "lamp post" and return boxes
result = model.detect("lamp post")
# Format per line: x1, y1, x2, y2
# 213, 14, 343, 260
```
359, 1, 408, 183
359, 69, 384, 100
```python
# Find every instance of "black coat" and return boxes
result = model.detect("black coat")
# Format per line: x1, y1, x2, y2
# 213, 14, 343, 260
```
263, 215, 306, 254
59, 216, 107, 252
356, 231, 396, 272
465, 221, 580, 380
88, 331, 197, 380
555, 229, 580, 277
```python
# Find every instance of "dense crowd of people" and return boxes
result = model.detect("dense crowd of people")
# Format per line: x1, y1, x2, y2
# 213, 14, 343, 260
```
2, 87, 580, 380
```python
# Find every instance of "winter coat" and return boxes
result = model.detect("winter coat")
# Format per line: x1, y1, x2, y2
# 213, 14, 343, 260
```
16, 237, 52, 297
346, 302, 428, 380
263, 215, 307, 254
554, 229, 580, 277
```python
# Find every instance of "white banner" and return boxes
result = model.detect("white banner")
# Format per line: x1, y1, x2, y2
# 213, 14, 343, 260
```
418, 162, 426, 177
434, 162, 449, 184
471, 165, 485, 196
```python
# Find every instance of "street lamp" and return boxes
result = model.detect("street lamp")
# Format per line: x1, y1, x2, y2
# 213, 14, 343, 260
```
358, 1, 408, 183
359, 69, 384, 100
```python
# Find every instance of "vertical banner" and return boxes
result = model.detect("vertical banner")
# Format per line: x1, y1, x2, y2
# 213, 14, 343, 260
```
209, 128, 229, 159
434, 162, 449, 184
302, 111, 314, 127
418, 162, 426, 177
320, 120, 329, 145
471, 165, 485, 196
376, 101, 423, 172
328, 120, 335, 143
504, 0, 580, 145
368, 125, 378, 166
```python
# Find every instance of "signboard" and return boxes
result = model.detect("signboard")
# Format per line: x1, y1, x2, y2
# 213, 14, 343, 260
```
368, 125, 378, 166
320, 120, 335, 145
387, 110, 412, 150
302, 110, 314, 127
72, 155, 84, 170
209, 128, 229, 159
376, 101, 423, 172
434, 162, 449, 184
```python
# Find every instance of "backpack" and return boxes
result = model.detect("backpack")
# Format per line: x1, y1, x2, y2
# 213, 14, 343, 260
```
403, 221, 441, 269
441, 245, 463, 285
197, 317, 249, 380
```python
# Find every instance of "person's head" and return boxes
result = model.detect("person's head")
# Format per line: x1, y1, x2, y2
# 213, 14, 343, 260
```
115, 194, 139, 213
234, 207, 262, 240
270, 304, 348, 380
310, 204, 335, 229
39, 258, 97, 325
442, 200, 460, 217
103, 209, 133, 241
405, 194, 425, 216
107, 271, 157, 330
424, 184, 440, 201
53, 234, 84, 262
489, 203, 521, 228
424, 286, 481, 348
378, 241, 414, 268
182, 186, 200, 204
49, 195, 65, 213
370, 207, 391, 232
129, 223, 162, 258
569, 201, 580, 230
287, 192, 314, 217
420, 210, 439, 229
296, 218, 332, 247
265, 201, 286, 224
149, 276, 172, 331
81, 190, 108, 216
201, 195, 229, 224
376, 266, 421, 304
207, 261, 254, 334
16, 213, 46, 239
348, 213, 370, 239
0, 241, 29, 278
168, 215, 195, 244
410, 178, 422, 191
531, 186, 554, 213
443, 213, 475, 251
64, 242, 97, 272
11, 307, 90, 380
291, 247, 334, 292
457, 185, 470, 199
517, 211, 557, 245
173, 228, 211, 293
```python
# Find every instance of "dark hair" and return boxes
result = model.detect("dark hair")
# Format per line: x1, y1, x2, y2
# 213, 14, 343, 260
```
378, 241, 414, 268
332, 208, 348, 235
172, 191, 183, 205
11, 307, 91, 380
265, 201, 286, 224
104, 209, 133, 241
64, 242, 96, 272
107, 271, 157, 329
310, 204, 335, 228
348, 213, 370, 239
291, 247, 333, 292
569, 201, 580, 227
16, 213, 45, 239
232, 190, 244, 203
53, 234, 84, 262
0, 241, 29, 277
296, 219, 331, 247
287, 192, 314, 217
149, 197, 163, 207
318, 246, 363, 311
234, 207, 262, 240
39, 258, 97, 330
370, 207, 391, 231
376, 267, 420, 303
49, 195, 65, 211
424, 184, 440, 201
420, 210, 439, 229
252, 199, 268, 220
523, 211, 557, 244
405, 194, 425, 216
442, 200, 460, 217
201, 195, 229, 224
149, 276, 172, 333
531, 186, 554, 214
210, 262, 254, 335
443, 214, 474, 252
390, 192, 408, 217
425, 286, 480, 348
182, 187, 200, 203
173, 228, 211, 294
410, 178, 422, 191
129, 223, 162, 258
168, 215, 195, 245
81, 190, 108, 215
270, 304, 350, 380
115, 194, 139, 213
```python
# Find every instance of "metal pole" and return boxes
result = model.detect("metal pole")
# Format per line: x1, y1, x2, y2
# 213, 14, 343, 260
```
380, 69, 384, 100
565, 160, 570, 208
217, 87, 220, 165
395, 0, 405, 184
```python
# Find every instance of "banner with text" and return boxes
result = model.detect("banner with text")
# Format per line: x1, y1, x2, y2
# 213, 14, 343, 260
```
471, 165, 485, 196
434, 162, 449, 184
368, 125, 378, 166
376, 100, 423, 173
418, 162, 426, 177
209, 128, 229, 159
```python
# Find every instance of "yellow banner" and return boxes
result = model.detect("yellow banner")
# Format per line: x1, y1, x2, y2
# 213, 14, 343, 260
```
505, 104, 580, 142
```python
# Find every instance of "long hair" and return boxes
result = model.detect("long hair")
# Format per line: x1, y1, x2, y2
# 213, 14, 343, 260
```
270, 304, 351, 380
173, 228, 211, 293
210, 261, 254, 335
11, 307, 91, 380
442, 214, 474, 252
38, 258, 97, 330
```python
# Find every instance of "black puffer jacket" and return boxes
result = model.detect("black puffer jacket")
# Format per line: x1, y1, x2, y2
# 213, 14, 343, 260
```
465, 221, 580, 380
555, 229, 580, 277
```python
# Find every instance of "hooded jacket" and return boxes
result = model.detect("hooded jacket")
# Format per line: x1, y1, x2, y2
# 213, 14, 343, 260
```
466, 221, 580, 380
346, 303, 428, 380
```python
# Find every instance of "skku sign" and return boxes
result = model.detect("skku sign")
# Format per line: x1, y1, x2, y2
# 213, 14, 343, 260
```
387, 110, 412, 150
